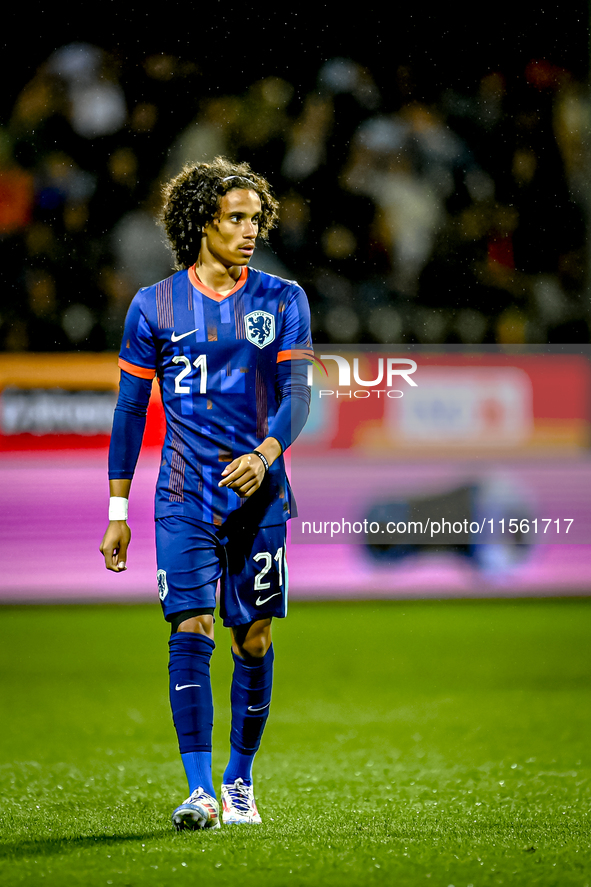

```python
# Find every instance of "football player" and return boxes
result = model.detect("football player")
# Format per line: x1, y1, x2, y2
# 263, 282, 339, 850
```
100, 157, 312, 829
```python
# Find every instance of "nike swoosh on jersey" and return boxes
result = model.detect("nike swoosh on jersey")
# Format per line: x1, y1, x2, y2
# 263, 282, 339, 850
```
247, 702, 271, 712
175, 683, 201, 690
171, 328, 199, 341
255, 592, 281, 606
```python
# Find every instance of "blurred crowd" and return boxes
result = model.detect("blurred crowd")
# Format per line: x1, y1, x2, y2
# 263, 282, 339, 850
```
1, 42, 590, 350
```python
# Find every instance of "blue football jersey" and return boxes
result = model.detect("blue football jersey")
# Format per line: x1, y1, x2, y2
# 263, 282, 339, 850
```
118, 265, 312, 526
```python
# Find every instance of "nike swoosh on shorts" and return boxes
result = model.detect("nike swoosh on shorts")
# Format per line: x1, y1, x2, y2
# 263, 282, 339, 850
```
255, 592, 281, 606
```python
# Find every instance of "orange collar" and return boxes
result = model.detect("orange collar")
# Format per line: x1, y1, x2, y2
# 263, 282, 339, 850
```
188, 265, 248, 302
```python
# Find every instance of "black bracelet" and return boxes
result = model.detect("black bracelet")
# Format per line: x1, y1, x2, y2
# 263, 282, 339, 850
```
251, 450, 269, 473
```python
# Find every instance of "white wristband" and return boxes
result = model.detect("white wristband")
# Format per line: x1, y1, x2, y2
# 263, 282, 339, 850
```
109, 497, 129, 521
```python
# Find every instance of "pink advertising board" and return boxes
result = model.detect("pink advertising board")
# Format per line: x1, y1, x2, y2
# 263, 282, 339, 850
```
1, 348, 590, 603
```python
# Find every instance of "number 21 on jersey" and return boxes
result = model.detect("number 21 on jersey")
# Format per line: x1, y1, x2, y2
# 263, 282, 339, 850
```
172, 354, 207, 394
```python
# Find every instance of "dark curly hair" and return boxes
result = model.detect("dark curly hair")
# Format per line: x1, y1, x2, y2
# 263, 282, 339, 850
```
160, 157, 280, 270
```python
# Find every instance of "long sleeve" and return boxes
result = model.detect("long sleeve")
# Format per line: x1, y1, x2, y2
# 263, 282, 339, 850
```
108, 370, 153, 479
267, 283, 312, 452
268, 360, 310, 452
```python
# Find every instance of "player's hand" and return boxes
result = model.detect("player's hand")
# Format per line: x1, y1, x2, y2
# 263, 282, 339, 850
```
100, 521, 131, 572
218, 452, 265, 498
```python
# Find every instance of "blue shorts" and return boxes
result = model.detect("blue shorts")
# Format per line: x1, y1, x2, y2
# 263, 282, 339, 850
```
155, 514, 288, 628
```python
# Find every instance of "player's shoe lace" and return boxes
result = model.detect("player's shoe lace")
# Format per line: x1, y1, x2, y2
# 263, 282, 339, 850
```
221, 778, 262, 824
172, 787, 220, 831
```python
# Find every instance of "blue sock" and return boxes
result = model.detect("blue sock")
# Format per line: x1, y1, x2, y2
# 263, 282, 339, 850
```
223, 645, 274, 787
180, 751, 215, 798
224, 747, 255, 786
168, 632, 216, 798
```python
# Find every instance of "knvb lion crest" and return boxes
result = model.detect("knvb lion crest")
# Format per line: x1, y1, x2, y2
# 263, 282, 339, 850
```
245, 310, 275, 349
156, 569, 168, 601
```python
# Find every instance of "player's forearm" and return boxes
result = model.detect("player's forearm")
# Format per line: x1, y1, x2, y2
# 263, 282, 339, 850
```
267, 396, 309, 453
108, 371, 152, 482
109, 478, 132, 499
268, 362, 311, 452
107, 406, 146, 480
254, 437, 282, 467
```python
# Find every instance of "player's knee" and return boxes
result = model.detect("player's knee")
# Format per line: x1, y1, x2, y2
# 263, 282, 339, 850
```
232, 618, 272, 660
233, 626, 271, 660
238, 634, 270, 660
172, 612, 214, 638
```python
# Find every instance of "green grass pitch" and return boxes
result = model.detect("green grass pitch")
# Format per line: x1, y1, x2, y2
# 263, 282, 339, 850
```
0, 598, 590, 886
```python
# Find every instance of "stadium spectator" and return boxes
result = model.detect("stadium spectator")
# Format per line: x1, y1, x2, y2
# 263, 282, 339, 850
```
1, 45, 588, 350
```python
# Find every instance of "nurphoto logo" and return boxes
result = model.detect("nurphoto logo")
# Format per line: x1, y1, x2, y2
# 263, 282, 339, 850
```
306, 353, 418, 399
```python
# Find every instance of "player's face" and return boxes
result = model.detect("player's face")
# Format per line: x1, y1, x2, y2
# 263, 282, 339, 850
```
203, 189, 262, 267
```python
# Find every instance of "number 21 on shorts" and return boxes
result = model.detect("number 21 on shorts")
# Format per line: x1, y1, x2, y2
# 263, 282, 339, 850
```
253, 547, 284, 590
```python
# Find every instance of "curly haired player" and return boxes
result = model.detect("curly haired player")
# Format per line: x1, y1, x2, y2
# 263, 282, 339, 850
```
100, 157, 312, 830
